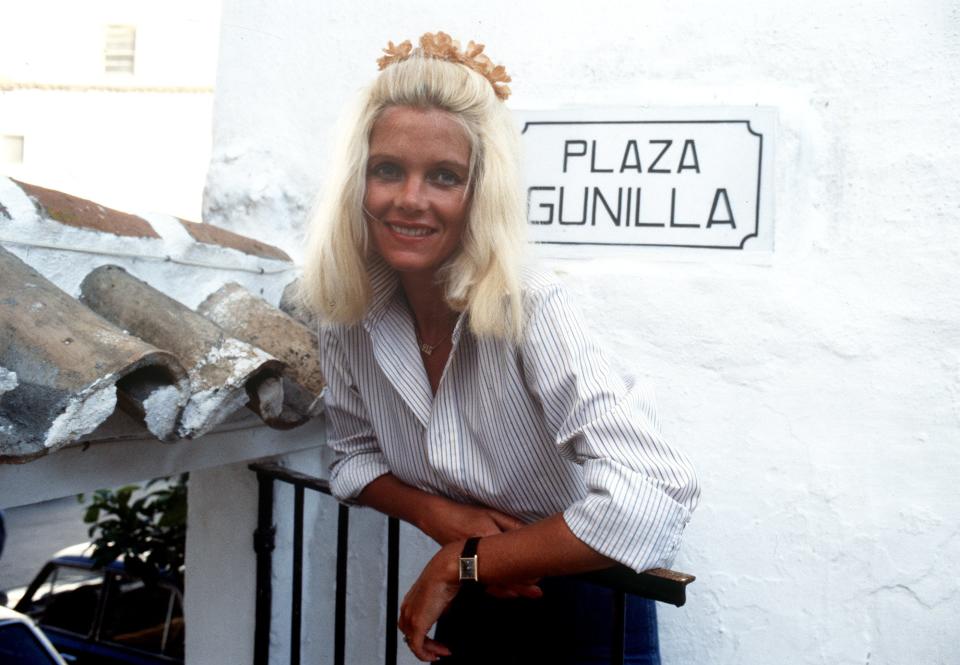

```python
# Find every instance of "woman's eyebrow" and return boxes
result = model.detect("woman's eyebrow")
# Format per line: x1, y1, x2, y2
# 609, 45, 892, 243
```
367, 153, 468, 173
433, 159, 469, 172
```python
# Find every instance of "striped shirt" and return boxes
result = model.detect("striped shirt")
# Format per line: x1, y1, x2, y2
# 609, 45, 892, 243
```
319, 261, 700, 572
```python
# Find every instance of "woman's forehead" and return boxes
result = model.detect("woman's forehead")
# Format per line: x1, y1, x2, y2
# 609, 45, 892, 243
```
369, 106, 471, 164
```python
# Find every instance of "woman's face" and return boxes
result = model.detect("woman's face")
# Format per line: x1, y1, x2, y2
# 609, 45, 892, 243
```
363, 105, 472, 281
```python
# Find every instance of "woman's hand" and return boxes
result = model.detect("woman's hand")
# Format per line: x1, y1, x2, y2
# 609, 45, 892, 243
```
398, 541, 544, 661
358, 474, 524, 546
417, 497, 543, 600
416, 495, 524, 545
398, 543, 459, 662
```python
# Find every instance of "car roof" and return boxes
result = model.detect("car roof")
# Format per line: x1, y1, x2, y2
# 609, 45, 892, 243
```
0, 605, 70, 664
0, 604, 27, 623
48, 542, 125, 573
46, 543, 183, 589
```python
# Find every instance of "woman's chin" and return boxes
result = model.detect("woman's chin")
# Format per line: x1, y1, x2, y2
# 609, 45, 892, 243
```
373, 246, 457, 280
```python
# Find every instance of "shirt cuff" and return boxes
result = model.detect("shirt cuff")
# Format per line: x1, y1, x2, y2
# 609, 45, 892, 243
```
329, 451, 391, 504
562, 461, 692, 573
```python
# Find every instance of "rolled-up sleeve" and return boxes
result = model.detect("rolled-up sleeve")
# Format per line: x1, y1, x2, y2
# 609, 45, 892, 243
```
521, 285, 700, 572
318, 326, 391, 502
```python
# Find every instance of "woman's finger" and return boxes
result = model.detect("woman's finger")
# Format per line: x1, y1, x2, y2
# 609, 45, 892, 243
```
408, 630, 451, 662
423, 637, 452, 660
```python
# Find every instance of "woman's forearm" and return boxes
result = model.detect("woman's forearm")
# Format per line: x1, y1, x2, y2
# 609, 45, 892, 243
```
398, 513, 616, 659
356, 473, 526, 545
360, 474, 613, 580
438, 513, 613, 584
356, 473, 439, 531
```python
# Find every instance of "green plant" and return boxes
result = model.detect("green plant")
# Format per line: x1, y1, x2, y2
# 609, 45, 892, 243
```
79, 474, 187, 582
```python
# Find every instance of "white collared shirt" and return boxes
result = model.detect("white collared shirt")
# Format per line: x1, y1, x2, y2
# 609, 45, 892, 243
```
319, 262, 700, 572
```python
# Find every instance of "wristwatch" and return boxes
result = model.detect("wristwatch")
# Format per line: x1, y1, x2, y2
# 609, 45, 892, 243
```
458, 537, 480, 584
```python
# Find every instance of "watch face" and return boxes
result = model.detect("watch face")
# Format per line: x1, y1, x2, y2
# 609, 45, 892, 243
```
459, 557, 478, 581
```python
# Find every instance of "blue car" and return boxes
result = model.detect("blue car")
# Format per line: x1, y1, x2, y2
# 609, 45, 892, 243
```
0, 605, 68, 664
10, 544, 183, 665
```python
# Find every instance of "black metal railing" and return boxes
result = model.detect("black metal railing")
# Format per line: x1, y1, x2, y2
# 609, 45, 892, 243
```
250, 461, 694, 665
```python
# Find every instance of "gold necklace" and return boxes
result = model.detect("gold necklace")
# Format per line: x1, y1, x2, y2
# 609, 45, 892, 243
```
416, 330, 447, 356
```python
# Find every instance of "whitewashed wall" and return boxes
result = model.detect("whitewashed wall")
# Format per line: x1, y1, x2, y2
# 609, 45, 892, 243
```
0, 91, 214, 221
206, 2, 960, 663
0, 0, 221, 220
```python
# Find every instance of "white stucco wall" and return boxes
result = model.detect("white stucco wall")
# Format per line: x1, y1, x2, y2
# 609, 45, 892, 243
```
1, 0, 221, 87
206, 2, 960, 663
0, 90, 214, 221
0, 0, 221, 220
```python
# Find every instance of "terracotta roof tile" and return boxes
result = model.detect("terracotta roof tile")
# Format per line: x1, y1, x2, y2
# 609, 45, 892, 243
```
15, 180, 160, 239
198, 283, 324, 429
0, 246, 190, 461
178, 219, 291, 262
1, 183, 315, 462
81, 265, 287, 439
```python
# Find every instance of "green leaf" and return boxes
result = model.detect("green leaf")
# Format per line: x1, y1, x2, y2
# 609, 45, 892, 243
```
78, 475, 187, 580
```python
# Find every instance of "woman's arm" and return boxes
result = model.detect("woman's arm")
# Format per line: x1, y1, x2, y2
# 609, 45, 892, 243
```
398, 514, 612, 661
357, 473, 525, 545
400, 281, 700, 661
521, 282, 700, 572
320, 326, 394, 501
323, 327, 528, 547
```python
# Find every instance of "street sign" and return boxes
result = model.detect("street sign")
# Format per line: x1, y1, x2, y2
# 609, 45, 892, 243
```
519, 108, 775, 251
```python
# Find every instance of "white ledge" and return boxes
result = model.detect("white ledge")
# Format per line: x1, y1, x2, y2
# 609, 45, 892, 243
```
0, 411, 326, 508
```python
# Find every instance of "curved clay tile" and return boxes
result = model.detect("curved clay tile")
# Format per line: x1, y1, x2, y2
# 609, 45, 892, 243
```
178, 219, 291, 262
278, 277, 317, 328
0, 247, 189, 462
14, 180, 160, 238
197, 283, 324, 429
80, 265, 286, 438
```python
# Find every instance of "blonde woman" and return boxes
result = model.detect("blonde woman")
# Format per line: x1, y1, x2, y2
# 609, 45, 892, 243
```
302, 32, 699, 664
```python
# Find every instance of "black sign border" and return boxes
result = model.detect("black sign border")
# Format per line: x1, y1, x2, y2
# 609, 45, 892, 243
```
521, 120, 765, 250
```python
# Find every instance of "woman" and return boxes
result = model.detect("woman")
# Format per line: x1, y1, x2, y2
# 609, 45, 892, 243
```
302, 32, 699, 664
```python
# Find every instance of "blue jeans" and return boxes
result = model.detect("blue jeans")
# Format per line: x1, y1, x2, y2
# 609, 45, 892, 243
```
434, 576, 660, 665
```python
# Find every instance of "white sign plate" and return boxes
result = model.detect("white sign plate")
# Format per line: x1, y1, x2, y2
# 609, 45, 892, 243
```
517, 108, 775, 251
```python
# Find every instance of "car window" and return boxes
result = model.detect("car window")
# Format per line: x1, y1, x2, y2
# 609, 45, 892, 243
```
100, 573, 184, 659
24, 565, 101, 636
0, 622, 63, 665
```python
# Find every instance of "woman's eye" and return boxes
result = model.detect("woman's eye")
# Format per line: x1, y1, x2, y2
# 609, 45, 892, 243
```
371, 163, 401, 180
431, 170, 462, 187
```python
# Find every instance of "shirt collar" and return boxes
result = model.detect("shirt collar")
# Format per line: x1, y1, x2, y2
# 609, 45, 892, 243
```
360, 257, 470, 338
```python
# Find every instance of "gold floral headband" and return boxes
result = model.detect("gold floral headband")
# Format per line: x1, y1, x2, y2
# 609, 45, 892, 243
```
377, 31, 512, 101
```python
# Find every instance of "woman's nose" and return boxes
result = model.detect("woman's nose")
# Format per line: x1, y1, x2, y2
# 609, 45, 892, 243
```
396, 176, 426, 212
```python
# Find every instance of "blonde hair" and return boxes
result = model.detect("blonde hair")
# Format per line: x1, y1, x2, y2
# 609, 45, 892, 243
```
300, 54, 526, 340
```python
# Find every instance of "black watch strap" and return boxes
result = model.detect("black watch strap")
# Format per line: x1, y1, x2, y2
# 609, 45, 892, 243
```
458, 536, 481, 584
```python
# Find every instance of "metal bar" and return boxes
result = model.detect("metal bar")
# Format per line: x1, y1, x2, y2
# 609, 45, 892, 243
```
576, 565, 695, 607
611, 589, 626, 665
253, 472, 276, 665
248, 463, 697, 664
334, 504, 350, 665
250, 461, 332, 495
291, 485, 304, 665
385, 517, 400, 665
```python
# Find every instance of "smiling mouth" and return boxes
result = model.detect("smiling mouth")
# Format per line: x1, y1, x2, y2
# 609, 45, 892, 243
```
385, 222, 435, 238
